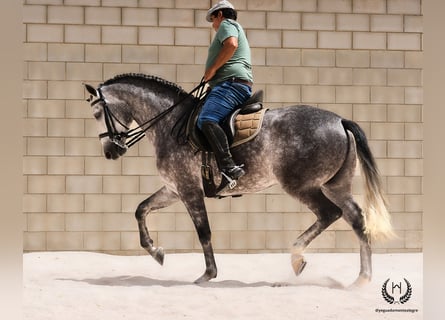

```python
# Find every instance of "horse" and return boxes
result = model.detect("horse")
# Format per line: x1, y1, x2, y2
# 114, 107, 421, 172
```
84, 73, 393, 287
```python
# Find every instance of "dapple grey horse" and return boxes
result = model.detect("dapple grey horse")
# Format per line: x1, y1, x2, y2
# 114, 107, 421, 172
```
85, 73, 392, 286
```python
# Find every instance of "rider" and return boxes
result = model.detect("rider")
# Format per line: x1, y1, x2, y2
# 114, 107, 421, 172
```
197, 0, 253, 185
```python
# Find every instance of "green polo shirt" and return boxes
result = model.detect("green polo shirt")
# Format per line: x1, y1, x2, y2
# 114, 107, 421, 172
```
206, 19, 253, 88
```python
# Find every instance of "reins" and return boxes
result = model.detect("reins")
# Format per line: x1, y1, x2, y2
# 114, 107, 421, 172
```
91, 78, 208, 149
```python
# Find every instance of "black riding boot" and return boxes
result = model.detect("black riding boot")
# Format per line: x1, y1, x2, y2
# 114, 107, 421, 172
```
201, 121, 245, 180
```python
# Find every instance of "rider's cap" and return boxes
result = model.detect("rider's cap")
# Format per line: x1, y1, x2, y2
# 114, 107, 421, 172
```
206, 0, 235, 22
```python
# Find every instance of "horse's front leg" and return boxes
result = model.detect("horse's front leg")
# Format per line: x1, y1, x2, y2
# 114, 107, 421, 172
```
135, 186, 179, 265
180, 191, 217, 284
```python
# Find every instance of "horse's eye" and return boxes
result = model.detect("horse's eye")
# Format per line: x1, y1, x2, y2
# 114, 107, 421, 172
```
93, 110, 101, 119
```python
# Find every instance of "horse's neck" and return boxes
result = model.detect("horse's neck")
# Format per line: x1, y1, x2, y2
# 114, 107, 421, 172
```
107, 82, 188, 143
111, 85, 173, 123
132, 87, 186, 140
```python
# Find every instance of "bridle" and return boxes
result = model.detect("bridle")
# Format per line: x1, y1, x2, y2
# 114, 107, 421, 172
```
87, 79, 207, 149
88, 86, 145, 149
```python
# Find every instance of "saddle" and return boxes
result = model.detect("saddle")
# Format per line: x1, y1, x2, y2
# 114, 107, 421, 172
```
185, 90, 267, 198
186, 90, 266, 152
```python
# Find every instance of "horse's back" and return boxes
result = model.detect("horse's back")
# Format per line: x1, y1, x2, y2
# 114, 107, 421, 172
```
263, 105, 346, 148
265, 104, 343, 130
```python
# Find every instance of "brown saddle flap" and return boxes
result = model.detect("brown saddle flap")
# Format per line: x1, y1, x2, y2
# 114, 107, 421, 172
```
231, 108, 267, 147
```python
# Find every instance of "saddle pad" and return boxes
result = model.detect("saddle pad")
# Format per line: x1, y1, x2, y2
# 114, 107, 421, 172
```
231, 108, 267, 147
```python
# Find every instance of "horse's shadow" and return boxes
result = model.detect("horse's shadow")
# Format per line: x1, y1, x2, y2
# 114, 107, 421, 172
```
58, 275, 345, 289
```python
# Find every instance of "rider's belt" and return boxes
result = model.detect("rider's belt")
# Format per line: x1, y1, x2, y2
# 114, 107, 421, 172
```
230, 77, 253, 87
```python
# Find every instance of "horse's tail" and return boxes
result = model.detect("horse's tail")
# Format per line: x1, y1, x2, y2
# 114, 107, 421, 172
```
341, 119, 394, 241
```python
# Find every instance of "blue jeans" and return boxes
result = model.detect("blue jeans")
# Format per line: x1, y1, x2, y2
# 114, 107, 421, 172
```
197, 81, 252, 129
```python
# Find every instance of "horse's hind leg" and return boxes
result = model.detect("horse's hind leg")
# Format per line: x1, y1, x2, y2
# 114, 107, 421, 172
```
135, 186, 179, 265
320, 130, 372, 287
322, 184, 372, 287
290, 189, 342, 276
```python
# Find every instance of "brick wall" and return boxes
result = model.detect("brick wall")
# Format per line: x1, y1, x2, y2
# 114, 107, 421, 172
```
23, 0, 423, 254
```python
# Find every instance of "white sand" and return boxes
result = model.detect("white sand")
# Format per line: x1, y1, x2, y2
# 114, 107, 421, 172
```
24, 252, 422, 320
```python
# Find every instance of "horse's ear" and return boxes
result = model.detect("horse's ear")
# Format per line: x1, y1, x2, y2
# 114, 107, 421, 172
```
84, 84, 98, 97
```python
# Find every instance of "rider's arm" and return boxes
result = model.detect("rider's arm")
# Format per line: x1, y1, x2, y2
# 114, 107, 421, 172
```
204, 36, 238, 82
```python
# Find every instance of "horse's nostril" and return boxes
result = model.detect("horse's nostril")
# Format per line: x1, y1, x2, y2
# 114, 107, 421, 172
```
105, 151, 112, 159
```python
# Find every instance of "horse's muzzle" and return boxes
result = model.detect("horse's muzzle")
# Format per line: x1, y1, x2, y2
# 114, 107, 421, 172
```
103, 140, 127, 160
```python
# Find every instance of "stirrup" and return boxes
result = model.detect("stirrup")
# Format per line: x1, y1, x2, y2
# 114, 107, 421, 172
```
221, 171, 238, 189
217, 164, 245, 194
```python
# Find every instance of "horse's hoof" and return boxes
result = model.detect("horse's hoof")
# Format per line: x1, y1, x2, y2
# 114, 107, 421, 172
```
151, 247, 164, 266
291, 254, 307, 276
194, 275, 211, 284
194, 270, 217, 284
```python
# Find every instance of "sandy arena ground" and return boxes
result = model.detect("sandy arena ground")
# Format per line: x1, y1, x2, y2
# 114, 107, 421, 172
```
23, 252, 422, 320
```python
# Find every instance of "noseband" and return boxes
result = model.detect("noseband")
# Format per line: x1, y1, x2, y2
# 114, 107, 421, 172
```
88, 80, 207, 149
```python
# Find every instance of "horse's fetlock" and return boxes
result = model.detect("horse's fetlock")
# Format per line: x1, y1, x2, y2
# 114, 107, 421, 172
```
291, 242, 304, 254
140, 238, 152, 249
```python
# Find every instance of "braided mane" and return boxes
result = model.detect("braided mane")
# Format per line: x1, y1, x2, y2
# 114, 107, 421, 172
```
102, 73, 186, 95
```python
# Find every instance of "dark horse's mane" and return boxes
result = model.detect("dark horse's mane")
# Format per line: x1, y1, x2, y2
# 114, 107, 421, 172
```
103, 73, 187, 96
